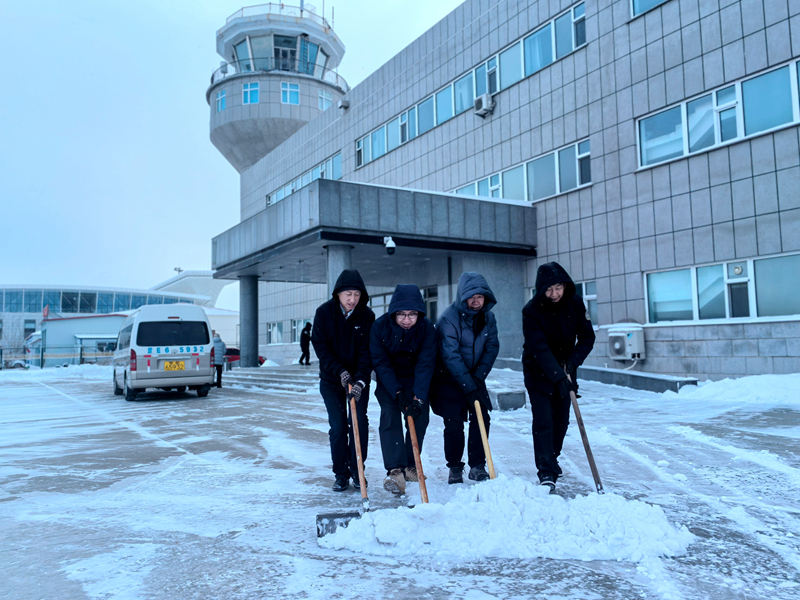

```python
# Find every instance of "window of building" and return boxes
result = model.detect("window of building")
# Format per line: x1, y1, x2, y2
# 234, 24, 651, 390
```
422, 287, 438, 323
24, 319, 36, 338
387, 116, 401, 151
234, 39, 252, 71
356, 139, 364, 168
639, 61, 800, 168
43, 290, 60, 315
114, 293, 131, 312
502, 165, 526, 200
281, 82, 299, 105
268, 322, 283, 344
524, 24, 552, 77
436, 86, 454, 124
476, 62, 487, 97
131, 295, 147, 310
499, 43, 523, 90
319, 89, 332, 110
456, 183, 476, 196
632, 0, 669, 17
454, 72, 474, 115
242, 82, 259, 104
79, 292, 97, 313
528, 153, 557, 201
577, 140, 591, 184
368, 293, 391, 317
61, 291, 79, 313
216, 89, 226, 113
558, 145, 578, 192
573, 3, 586, 47
291, 318, 312, 343
97, 293, 114, 313
4, 291, 21, 313
250, 35, 271, 70
646, 253, 800, 323
575, 281, 598, 324
24, 290, 42, 313
489, 174, 501, 198
554, 11, 573, 60
147, 295, 163, 305
418, 96, 435, 134
0, 320, 3, 339
371, 126, 386, 160
486, 58, 498, 94
163, 297, 180, 305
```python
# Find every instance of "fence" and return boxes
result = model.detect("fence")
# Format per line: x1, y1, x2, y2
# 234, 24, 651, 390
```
0, 346, 114, 369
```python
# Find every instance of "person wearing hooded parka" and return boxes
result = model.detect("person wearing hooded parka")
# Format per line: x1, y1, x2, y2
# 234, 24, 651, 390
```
370, 284, 437, 495
522, 262, 595, 492
311, 269, 375, 492
432, 272, 499, 484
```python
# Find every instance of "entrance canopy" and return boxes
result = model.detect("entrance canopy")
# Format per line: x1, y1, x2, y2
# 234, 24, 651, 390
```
211, 180, 537, 286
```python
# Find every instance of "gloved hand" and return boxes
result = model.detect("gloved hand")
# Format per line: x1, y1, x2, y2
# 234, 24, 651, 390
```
564, 361, 577, 381
557, 376, 578, 401
397, 390, 410, 414
347, 380, 365, 403
340, 370, 353, 389
466, 389, 481, 406
404, 397, 423, 419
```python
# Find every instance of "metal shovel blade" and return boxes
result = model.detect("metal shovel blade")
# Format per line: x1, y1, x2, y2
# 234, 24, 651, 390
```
315, 511, 362, 537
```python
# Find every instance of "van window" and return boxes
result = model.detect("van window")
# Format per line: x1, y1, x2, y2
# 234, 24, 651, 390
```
118, 324, 133, 349
136, 321, 209, 347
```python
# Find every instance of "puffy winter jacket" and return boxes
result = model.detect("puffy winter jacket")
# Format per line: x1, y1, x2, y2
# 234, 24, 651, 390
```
521, 262, 595, 384
435, 272, 500, 395
212, 335, 226, 366
370, 284, 438, 402
311, 269, 375, 385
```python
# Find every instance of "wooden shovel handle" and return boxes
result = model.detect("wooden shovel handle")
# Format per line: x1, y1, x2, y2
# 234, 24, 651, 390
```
406, 415, 428, 503
348, 385, 369, 509
474, 400, 496, 479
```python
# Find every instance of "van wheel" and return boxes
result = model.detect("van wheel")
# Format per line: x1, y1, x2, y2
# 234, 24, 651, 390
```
197, 384, 211, 398
113, 371, 123, 396
176, 386, 187, 393
124, 375, 138, 402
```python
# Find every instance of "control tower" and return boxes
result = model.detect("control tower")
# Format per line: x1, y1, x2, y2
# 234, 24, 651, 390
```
206, 3, 347, 173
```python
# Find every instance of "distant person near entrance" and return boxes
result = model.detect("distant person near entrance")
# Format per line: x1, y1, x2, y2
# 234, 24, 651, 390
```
311, 270, 375, 492
522, 262, 595, 493
432, 272, 499, 484
212, 331, 226, 388
370, 284, 437, 495
299, 322, 312, 365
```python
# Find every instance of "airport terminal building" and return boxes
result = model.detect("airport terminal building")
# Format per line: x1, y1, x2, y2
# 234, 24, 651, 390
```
209, 0, 800, 378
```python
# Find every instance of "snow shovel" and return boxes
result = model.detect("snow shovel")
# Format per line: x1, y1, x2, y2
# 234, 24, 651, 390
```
315, 385, 369, 538
406, 414, 429, 503
473, 400, 496, 479
569, 389, 604, 494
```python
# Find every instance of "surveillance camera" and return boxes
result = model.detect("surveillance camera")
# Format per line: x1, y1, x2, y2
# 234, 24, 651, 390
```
383, 236, 396, 256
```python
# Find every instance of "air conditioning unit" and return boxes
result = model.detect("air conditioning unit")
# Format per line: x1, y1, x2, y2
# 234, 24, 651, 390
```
474, 93, 495, 117
608, 325, 646, 361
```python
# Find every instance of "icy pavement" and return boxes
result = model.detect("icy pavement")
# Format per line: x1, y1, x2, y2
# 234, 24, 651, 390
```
1, 366, 800, 599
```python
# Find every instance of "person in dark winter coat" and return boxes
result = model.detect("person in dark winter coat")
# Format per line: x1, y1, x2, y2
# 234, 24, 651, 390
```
299, 322, 312, 365
370, 284, 438, 495
522, 262, 595, 492
212, 332, 226, 388
432, 272, 499, 484
311, 270, 375, 492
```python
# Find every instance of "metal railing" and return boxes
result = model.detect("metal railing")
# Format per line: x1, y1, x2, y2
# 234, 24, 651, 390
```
225, 3, 330, 29
0, 346, 114, 369
210, 57, 348, 92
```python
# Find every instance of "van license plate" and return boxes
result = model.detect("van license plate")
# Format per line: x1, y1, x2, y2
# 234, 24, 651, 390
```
164, 361, 185, 371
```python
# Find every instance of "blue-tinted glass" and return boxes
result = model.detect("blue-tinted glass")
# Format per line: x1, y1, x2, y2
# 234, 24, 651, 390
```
555, 13, 573, 59
716, 85, 736, 106
456, 184, 476, 195
475, 64, 487, 97
477, 179, 490, 196
719, 107, 737, 142
578, 140, 590, 154
524, 25, 553, 76
455, 73, 474, 114
436, 86, 453, 123
332, 154, 342, 180
250, 85, 259, 103
131, 295, 147, 309
574, 3, 585, 18
528, 153, 557, 201
755, 254, 800, 317
647, 269, 693, 322
24, 290, 42, 313
5, 290, 22, 313
633, 0, 668, 16
163, 297, 179, 304
502, 166, 525, 200
362, 135, 371, 163
418, 97, 435, 134
250, 35, 271, 70
234, 40, 251, 71
371, 126, 386, 159
80, 292, 97, 313
639, 106, 684, 166
97, 293, 114, 313
697, 265, 726, 319
43, 290, 60, 313
408, 107, 417, 139
585, 281, 597, 295
742, 66, 793, 136
387, 117, 401, 151
558, 145, 577, 192
290, 87, 299, 105
147, 296, 163, 305
499, 43, 522, 90
61, 291, 79, 313
687, 94, 714, 152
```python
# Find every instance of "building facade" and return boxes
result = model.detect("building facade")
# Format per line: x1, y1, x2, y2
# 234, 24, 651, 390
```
209, 0, 800, 378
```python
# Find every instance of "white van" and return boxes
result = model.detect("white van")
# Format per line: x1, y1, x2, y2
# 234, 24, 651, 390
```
113, 304, 215, 400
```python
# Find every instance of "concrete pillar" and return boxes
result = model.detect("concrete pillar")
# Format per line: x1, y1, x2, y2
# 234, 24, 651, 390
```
239, 275, 259, 368
326, 245, 352, 296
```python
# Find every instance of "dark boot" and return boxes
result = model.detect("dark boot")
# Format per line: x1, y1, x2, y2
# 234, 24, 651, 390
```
332, 475, 349, 492
448, 466, 463, 484
468, 465, 490, 481
352, 476, 368, 490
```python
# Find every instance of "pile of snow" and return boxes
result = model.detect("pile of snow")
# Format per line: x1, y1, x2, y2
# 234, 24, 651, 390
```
0, 363, 112, 382
663, 373, 800, 407
260, 359, 280, 367
320, 475, 693, 562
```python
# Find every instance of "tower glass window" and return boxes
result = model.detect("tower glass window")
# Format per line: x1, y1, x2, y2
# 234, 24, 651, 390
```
216, 90, 226, 113
249, 35, 271, 70
318, 89, 332, 110
274, 35, 297, 71
234, 39, 251, 71
281, 82, 299, 105
243, 82, 259, 104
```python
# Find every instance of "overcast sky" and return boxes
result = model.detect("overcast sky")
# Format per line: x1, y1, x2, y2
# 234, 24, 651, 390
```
0, 0, 463, 309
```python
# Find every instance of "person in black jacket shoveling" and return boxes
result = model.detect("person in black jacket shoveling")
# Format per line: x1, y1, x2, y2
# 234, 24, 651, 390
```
370, 284, 437, 495
311, 269, 376, 492
432, 272, 499, 484
522, 262, 595, 493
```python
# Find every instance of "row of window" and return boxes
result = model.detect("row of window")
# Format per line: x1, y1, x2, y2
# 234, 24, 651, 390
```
215, 83, 333, 112
454, 139, 591, 203
0, 290, 189, 315
266, 153, 343, 206
232, 34, 329, 78
646, 253, 800, 323
639, 60, 800, 167
267, 318, 313, 345
355, 2, 586, 168
527, 280, 598, 324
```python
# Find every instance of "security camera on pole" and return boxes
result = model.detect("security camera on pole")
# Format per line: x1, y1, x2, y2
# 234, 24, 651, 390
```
383, 236, 396, 256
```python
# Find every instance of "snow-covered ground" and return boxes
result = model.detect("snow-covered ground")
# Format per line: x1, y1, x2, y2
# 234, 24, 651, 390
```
1, 365, 799, 599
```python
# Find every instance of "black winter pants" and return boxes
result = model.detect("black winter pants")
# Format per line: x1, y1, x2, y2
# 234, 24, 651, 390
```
444, 403, 490, 469
320, 379, 369, 478
375, 384, 430, 473
525, 376, 571, 482
299, 350, 310, 365
214, 365, 223, 387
